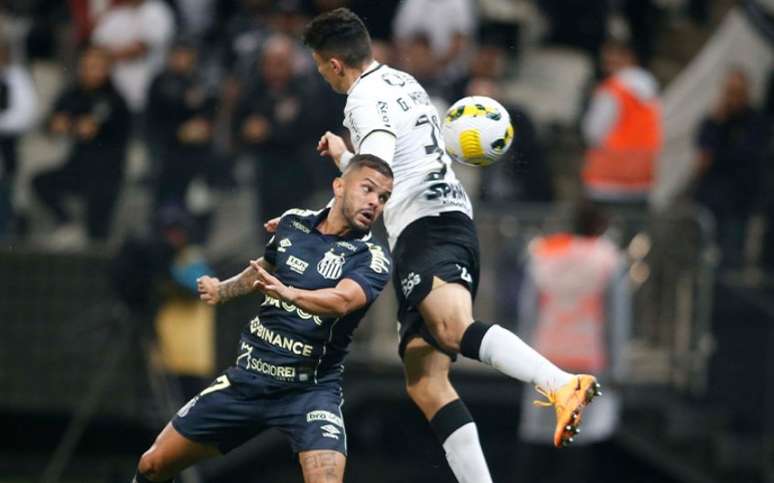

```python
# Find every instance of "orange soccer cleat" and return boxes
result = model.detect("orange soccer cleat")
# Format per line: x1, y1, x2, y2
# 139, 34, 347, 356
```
533, 375, 602, 448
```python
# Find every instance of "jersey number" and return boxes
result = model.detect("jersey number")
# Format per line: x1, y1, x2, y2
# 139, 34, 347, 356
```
200, 375, 231, 396
414, 114, 443, 157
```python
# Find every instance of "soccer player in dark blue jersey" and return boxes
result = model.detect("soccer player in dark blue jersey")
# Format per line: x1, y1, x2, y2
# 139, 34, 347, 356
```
131, 154, 393, 483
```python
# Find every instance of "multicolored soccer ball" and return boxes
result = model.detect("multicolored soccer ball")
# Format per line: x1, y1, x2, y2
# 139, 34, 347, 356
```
442, 96, 514, 167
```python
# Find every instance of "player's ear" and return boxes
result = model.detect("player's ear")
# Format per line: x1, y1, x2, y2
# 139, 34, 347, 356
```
333, 176, 344, 197
331, 57, 344, 76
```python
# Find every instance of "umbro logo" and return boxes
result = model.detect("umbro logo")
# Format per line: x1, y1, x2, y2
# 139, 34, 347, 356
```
278, 238, 292, 253
321, 424, 341, 440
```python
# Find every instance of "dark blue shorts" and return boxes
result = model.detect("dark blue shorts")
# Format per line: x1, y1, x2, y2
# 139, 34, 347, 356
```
171, 366, 347, 455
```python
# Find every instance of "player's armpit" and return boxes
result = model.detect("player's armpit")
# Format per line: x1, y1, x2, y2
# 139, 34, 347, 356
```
253, 257, 276, 274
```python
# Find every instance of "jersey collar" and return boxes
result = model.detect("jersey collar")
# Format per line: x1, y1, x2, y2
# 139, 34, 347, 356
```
309, 207, 372, 241
347, 60, 383, 95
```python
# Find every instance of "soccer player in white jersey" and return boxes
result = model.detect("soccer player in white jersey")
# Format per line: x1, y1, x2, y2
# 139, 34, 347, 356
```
300, 9, 601, 482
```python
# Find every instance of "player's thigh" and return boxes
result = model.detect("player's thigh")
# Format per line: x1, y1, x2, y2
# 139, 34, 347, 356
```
299, 449, 346, 483
139, 422, 220, 478
402, 336, 460, 419
417, 281, 475, 350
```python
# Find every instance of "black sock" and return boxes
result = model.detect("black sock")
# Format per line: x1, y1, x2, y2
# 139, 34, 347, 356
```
429, 399, 474, 444
459, 321, 493, 361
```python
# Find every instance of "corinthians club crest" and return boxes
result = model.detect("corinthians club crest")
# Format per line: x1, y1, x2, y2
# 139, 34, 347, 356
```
317, 250, 345, 280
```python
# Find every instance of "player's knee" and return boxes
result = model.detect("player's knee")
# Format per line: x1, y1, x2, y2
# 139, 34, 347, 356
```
427, 317, 472, 354
405, 374, 452, 409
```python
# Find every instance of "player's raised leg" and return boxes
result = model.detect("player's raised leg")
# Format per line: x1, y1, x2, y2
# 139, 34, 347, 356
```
299, 450, 346, 483
418, 282, 601, 447
133, 423, 219, 482
403, 336, 493, 483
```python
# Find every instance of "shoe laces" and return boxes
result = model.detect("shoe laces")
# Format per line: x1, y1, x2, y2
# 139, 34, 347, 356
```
532, 385, 559, 408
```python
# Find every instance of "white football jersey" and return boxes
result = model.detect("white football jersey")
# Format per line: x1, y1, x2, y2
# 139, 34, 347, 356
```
344, 62, 473, 248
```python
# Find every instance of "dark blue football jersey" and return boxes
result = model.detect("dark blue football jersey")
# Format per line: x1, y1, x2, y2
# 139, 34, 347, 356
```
235, 208, 391, 385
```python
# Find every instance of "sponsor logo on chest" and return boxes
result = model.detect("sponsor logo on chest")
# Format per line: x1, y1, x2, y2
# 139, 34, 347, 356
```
286, 255, 309, 274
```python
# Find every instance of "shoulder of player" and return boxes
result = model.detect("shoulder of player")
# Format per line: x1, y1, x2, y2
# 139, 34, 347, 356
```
278, 208, 323, 233
348, 65, 417, 100
347, 240, 392, 272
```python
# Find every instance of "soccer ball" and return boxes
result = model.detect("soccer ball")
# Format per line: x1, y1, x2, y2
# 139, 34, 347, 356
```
442, 96, 514, 167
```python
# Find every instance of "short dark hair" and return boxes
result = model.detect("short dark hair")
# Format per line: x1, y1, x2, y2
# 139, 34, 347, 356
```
345, 154, 393, 179
302, 7, 372, 67
572, 199, 608, 237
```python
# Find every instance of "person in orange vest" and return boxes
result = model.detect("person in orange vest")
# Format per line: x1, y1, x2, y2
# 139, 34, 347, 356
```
581, 39, 663, 204
516, 201, 631, 483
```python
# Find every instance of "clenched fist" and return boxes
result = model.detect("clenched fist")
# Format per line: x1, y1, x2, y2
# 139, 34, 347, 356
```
197, 275, 221, 305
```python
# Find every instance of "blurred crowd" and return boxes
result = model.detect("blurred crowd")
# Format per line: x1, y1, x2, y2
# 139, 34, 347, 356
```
0, 0, 771, 276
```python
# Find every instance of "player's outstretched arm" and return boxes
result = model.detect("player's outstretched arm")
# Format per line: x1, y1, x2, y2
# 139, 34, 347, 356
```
197, 258, 274, 305
250, 261, 367, 318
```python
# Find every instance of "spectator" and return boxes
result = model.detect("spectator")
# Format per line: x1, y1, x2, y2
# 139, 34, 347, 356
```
0, 38, 37, 240
147, 40, 216, 218
171, 0, 218, 39
268, 0, 313, 38
91, 0, 175, 113
234, 34, 318, 232
32, 46, 131, 247
220, 0, 273, 84
516, 200, 630, 483
396, 34, 447, 102
393, 0, 476, 83
693, 69, 768, 270
581, 39, 662, 205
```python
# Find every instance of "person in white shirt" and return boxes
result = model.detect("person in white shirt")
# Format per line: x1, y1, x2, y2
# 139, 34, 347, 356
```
0, 38, 37, 239
91, 0, 175, 112
298, 8, 602, 483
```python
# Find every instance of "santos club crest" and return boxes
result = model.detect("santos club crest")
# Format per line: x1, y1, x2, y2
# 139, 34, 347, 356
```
317, 250, 345, 280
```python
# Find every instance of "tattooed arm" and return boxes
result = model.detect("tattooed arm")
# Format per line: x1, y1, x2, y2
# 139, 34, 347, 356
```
299, 450, 344, 482
197, 258, 274, 305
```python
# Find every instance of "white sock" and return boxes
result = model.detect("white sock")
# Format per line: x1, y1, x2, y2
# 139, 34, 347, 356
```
480, 324, 574, 391
442, 422, 493, 483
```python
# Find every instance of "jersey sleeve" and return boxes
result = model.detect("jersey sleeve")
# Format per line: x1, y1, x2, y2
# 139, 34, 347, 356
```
264, 217, 290, 267
344, 91, 398, 153
342, 243, 392, 303
264, 234, 279, 267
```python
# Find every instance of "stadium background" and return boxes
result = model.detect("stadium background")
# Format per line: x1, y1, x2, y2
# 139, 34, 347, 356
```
0, 0, 773, 482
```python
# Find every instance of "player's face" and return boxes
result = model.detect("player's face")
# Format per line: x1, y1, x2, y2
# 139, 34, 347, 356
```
312, 51, 345, 93
340, 167, 392, 231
